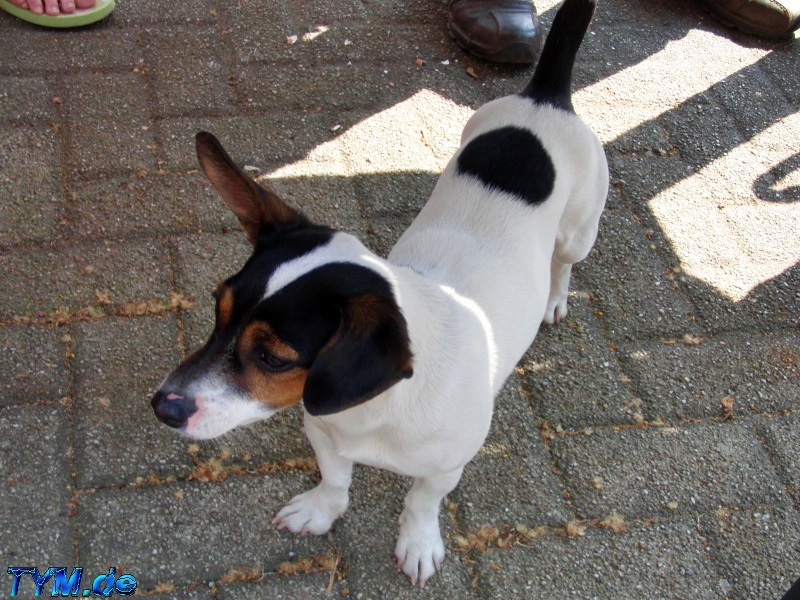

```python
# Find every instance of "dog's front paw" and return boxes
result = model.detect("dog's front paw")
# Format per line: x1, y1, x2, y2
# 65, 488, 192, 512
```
394, 510, 445, 588
272, 484, 348, 536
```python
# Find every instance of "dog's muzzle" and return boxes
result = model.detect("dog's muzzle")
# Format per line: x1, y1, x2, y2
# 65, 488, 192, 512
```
151, 390, 197, 429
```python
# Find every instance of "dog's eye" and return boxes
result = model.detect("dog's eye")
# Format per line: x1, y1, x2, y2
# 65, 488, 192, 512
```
258, 351, 293, 372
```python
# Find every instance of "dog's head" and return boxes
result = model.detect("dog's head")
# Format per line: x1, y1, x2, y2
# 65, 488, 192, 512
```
151, 132, 413, 439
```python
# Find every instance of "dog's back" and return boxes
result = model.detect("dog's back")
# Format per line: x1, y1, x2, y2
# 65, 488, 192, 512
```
389, 0, 606, 387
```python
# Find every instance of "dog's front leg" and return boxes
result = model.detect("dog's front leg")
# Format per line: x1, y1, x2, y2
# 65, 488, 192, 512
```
272, 417, 352, 535
395, 468, 463, 587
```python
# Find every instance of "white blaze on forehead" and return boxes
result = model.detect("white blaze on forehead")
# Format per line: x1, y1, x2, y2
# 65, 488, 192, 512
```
263, 232, 400, 301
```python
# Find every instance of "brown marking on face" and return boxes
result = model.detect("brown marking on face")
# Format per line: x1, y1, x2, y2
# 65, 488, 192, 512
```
214, 283, 235, 330
236, 321, 307, 410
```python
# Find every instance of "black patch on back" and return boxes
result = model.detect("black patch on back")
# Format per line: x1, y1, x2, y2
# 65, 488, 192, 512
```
457, 126, 555, 206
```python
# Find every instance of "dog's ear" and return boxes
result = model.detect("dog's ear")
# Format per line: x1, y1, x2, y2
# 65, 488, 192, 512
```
303, 293, 413, 416
195, 131, 308, 245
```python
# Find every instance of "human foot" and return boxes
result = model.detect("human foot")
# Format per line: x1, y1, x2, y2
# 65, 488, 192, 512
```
6, 0, 95, 16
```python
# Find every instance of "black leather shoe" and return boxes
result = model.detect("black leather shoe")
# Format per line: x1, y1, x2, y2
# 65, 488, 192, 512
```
448, 0, 544, 64
701, 0, 800, 38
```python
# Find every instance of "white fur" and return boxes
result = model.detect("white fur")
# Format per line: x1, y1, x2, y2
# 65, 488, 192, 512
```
270, 94, 608, 586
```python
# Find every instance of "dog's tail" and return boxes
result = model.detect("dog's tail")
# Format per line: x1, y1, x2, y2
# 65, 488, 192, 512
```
520, 0, 596, 112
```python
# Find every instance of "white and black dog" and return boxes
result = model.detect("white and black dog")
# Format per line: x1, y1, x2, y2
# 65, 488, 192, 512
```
152, 0, 607, 587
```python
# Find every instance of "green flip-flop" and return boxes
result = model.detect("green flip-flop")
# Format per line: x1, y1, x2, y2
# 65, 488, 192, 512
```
0, 0, 114, 28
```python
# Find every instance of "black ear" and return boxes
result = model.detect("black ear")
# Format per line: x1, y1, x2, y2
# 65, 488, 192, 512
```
303, 294, 414, 416
195, 131, 308, 245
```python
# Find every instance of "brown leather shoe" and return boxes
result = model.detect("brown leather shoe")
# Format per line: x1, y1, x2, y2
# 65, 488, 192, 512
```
701, 0, 800, 38
448, 0, 544, 64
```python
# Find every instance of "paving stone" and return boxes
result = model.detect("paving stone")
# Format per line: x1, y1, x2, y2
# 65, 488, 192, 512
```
60, 71, 149, 122
141, 27, 233, 118
659, 90, 746, 168
0, 125, 62, 246
77, 473, 329, 588
0, 406, 73, 567
216, 0, 297, 65
216, 574, 344, 599
550, 420, 787, 520
157, 113, 345, 172
145, 589, 212, 600
64, 172, 238, 240
264, 173, 364, 234
188, 405, 313, 475
456, 376, 571, 530
520, 288, 639, 429
71, 316, 193, 488
0, 28, 140, 75
61, 120, 156, 182
701, 505, 800, 600
581, 204, 701, 342
0, 76, 57, 122
229, 20, 433, 66
0, 239, 172, 320
712, 62, 796, 140
476, 521, 722, 599
114, 0, 218, 24
620, 332, 800, 421
759, 41, 800, 105
0, 325, 68, 408
758, 413, 800, 501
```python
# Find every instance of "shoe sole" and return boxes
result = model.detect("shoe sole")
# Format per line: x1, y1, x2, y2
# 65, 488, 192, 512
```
0, 0, 115, 28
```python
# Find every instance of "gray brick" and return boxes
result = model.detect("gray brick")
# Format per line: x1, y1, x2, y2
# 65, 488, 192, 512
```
76, 473, 329, 588
72, 316, 193, 488
0, 239, 172, 320
476, 521, 722, 600
701, 506, 800, 600
64, 172, 238, 240
759, 413, 800, 500
61, 119, 156, 181
0, 406, 73, 566
581, 205, 700, 342
114, 0, 218, 25
216, 575, 344, 599
0, 28, 141, 75
265, 173, 364, 234
157, 113, 351, 172
521, 288, 638, 428
551, 420, 786, 520
0, 325, 68, 407
0, 76, 57, 122
141, 28, 232, 118
457, 377, 571, 529
0, 125, 62, 246
620, 332, 800, 421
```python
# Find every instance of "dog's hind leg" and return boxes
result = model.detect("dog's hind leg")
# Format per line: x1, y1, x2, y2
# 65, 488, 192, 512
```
395, 468, 463, 587
544, 139, 608, 325
272, 417, 353, 535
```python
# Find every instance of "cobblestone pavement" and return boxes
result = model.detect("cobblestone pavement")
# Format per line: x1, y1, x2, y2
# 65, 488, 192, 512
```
1, 0, 798, 598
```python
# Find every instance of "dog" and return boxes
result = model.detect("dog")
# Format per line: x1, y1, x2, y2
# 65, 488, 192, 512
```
151, 0, 607, 587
